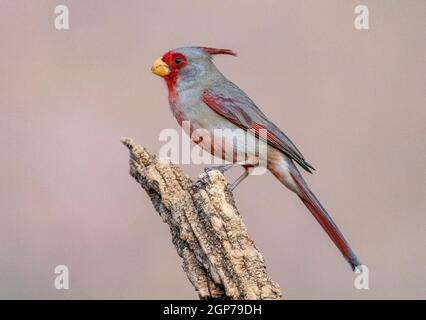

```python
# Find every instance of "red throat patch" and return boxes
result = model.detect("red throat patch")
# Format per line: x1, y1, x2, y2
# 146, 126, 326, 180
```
161, 51, 187, 103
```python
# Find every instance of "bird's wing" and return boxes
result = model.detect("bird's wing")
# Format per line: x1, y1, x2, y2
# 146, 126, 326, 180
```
202, 81, 315, 173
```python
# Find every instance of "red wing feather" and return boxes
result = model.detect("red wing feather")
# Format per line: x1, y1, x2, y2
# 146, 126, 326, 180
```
202, 90, 315, 173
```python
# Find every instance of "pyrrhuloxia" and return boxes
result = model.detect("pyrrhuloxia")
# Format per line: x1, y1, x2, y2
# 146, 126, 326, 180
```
151, 47, 361, 271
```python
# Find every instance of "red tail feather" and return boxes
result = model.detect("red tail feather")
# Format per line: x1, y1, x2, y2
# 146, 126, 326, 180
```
290, 172, 361, 271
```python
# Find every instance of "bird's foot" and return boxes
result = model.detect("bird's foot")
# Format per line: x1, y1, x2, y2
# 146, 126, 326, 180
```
204, 159, 256, 174
204, 164, 234, 174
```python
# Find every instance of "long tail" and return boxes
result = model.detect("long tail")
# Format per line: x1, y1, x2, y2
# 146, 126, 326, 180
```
269, 159, 361, 271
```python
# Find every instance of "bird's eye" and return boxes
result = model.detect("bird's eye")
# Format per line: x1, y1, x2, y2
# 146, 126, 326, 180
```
174, 57, 183, 64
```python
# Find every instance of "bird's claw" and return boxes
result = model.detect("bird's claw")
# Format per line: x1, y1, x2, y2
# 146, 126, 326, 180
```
204, 164, 233, 174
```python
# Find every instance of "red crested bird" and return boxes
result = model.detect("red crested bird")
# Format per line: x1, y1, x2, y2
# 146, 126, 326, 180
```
151, 46, 361, 271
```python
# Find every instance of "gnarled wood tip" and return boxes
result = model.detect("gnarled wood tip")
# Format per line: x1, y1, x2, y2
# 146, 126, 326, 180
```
120, 137, 137, 150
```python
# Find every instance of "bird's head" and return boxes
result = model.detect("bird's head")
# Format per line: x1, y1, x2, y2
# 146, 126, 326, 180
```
151, 47, 236, 90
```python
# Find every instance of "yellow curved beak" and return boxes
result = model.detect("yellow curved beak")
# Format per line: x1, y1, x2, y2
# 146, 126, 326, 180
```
151, 57, 170, 77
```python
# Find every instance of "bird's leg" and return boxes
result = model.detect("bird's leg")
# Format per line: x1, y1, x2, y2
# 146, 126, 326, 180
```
205, 157, 259, 189
230, 170, 250, 191
204, 160, 252, 174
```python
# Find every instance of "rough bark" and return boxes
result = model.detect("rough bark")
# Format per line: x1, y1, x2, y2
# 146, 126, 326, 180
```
121, 137, 282, 300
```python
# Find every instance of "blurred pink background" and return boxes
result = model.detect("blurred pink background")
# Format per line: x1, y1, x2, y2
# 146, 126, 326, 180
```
0, 0, 425, 299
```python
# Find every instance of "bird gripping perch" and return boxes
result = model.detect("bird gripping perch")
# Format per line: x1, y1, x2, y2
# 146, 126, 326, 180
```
121, 138, 281, 300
